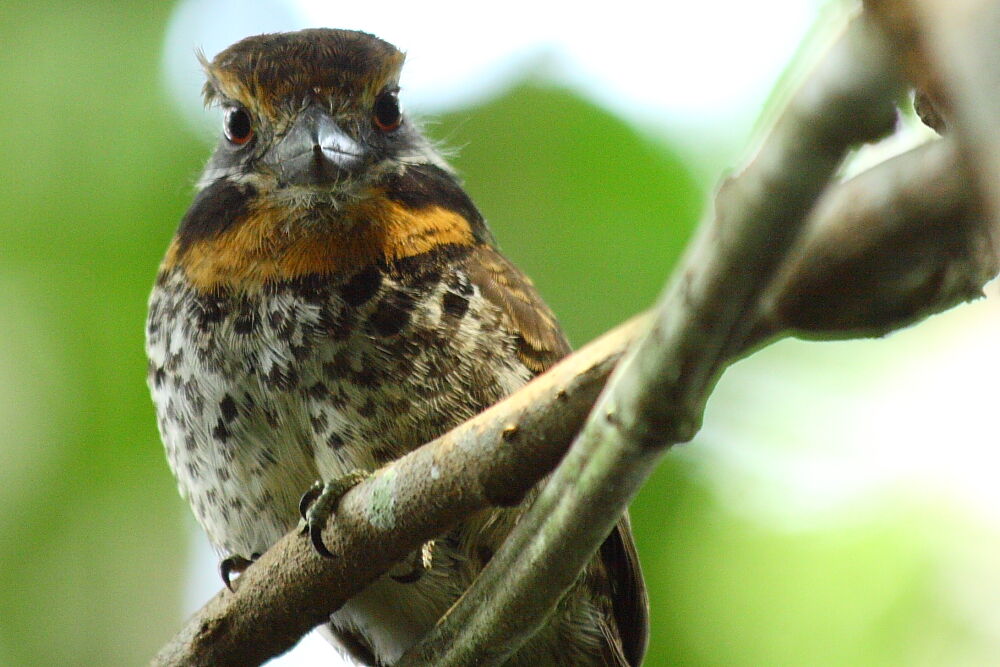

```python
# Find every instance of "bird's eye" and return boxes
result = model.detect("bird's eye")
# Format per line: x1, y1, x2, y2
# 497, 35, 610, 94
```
373, 91, 402, 132
224, 107, 254, 145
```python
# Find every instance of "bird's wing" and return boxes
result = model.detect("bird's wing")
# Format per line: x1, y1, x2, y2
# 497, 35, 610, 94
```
463, 243, 650, 666
461, 243, 571, 373
600, 510, 650, 666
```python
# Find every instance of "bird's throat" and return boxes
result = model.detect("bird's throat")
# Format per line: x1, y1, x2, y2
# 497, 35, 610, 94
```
162, 193, 477, 293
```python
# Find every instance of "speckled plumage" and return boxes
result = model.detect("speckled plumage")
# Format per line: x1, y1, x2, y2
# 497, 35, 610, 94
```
148, 250, 533, 558
147, 28, 647, 666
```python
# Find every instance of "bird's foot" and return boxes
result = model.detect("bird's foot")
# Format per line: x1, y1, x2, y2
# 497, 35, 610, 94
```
390, 539, 436, 584
219, 552, 259, 592
298, 471, 371, 558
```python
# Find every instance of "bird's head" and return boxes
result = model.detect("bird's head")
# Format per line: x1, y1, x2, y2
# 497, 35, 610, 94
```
198, 28, 444, 207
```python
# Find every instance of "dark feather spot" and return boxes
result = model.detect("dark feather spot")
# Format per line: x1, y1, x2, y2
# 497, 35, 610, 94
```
307, 382, 330, 400
165, 349, 184, 372
385, 396, 411, 416
390, 244, 471, 278
370, 445, 396, 462
441, 291, 469, 319
153, 367, 166, 388
358, 397, 377, 417
368, 291, 414, 337
212, 418, 230, 442
327, 432, 345, 449
281, 274, 329, 303
407, 266, 442, 289
340, 265, 382, 307
451, 274, 474, 296
317, 302, 354, 340
220, 395, 238, 422
264, 364, 298, 390
192, 294, 227, 331
352, 366, 380, 388
310, 412, 328, 434
390, 354, 415, 377
268, 309, 286, 330
327, 386, 349, 408
234, 311, 257, 334
324, 350, 353, 378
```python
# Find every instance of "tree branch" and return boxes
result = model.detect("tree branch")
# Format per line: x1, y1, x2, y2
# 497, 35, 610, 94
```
153, 14, 996, 667
396, 14, 904, 665
755, 136, 991, 343
867, 0, 1000, 238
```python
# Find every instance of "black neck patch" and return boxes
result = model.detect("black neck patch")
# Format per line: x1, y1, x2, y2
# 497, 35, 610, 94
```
384, 164, 495, 245
175, 179, 255, 255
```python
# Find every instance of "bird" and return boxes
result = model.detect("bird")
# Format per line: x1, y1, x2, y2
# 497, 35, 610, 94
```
146, 28, 647, 666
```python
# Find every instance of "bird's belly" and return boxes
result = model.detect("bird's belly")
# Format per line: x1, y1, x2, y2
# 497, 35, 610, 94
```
147, 286, 322, 555
146, 267, 531, 558
146, 266, 545, 662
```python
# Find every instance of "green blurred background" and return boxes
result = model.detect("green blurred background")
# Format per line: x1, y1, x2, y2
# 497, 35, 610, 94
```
4, 2, 1000, 666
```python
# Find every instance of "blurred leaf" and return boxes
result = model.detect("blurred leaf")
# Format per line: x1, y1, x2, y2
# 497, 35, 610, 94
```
631, 457, 959, 667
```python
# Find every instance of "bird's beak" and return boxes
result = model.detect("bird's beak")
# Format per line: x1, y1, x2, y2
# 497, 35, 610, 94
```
267, 103, 365, 186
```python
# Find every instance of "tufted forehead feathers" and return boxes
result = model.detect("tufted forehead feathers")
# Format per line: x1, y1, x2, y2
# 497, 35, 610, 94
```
203, 29, 405, 119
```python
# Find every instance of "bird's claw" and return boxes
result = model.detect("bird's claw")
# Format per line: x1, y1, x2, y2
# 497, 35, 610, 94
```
219, 552, 258, 592
298, 480, 324, 521
298, 470, 371, 558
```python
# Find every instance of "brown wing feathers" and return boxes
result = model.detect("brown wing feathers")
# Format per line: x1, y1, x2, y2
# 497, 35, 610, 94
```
463, 244, 571, 374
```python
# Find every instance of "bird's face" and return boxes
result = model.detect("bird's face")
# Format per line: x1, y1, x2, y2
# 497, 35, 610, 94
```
199, 29, 440, 208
